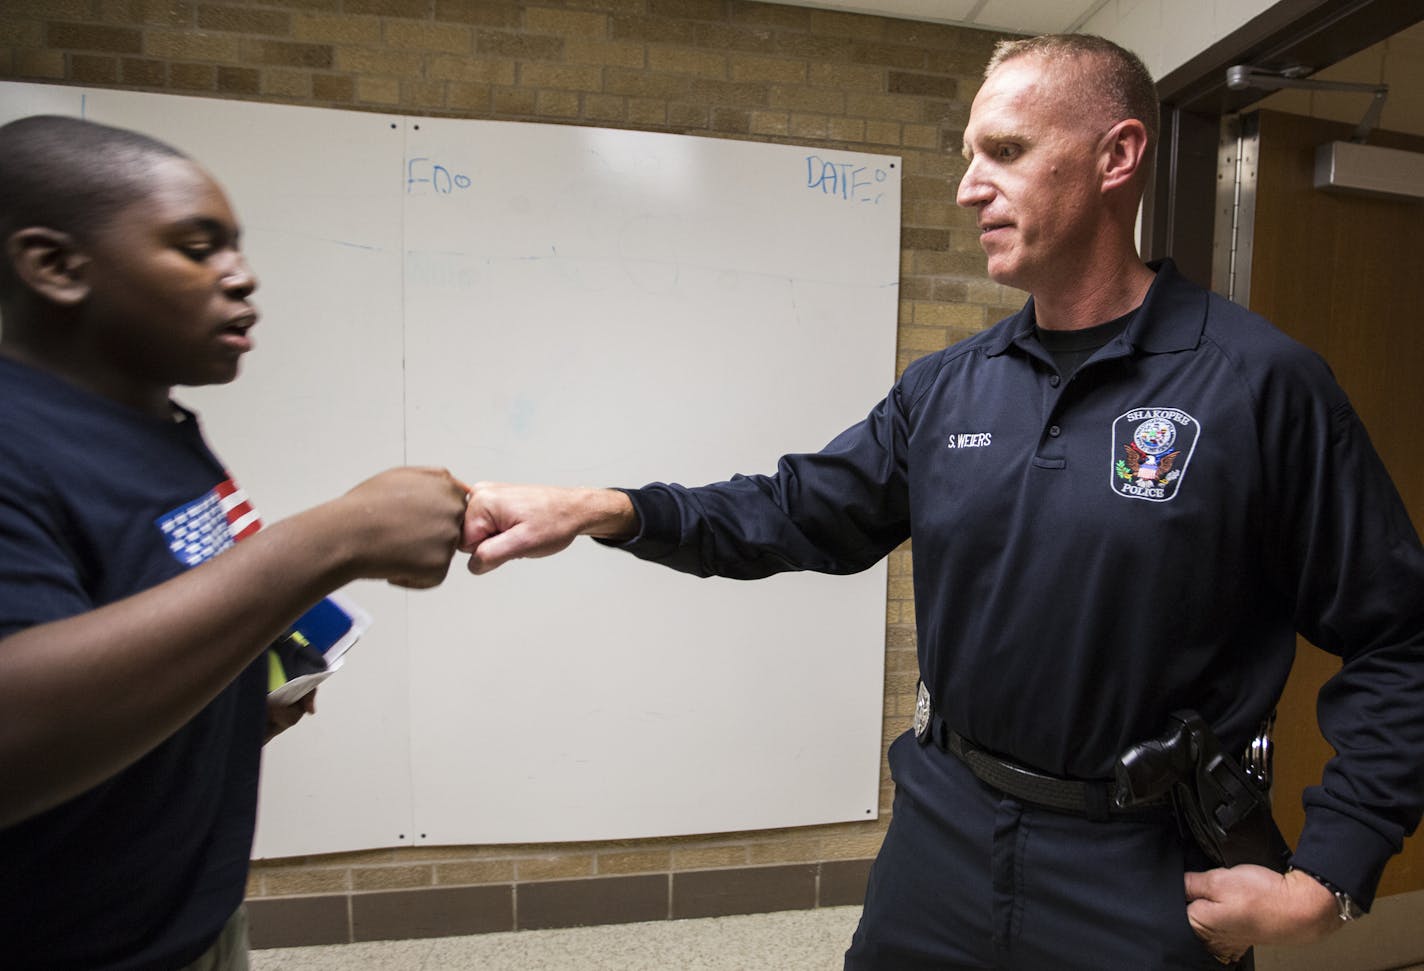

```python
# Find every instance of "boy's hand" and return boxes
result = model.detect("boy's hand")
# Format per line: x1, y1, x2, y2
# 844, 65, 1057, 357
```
264, 689, 317, 743
336, 467, 470, 588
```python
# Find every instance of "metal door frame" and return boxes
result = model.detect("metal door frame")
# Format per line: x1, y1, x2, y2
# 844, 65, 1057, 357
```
1141, 0, 1422, 295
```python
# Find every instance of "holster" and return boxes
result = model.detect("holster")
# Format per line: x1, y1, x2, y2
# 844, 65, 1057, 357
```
1115, 710, 1292, 872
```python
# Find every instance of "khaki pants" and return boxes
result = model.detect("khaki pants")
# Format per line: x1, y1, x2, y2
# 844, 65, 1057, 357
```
181, 906, 250, 971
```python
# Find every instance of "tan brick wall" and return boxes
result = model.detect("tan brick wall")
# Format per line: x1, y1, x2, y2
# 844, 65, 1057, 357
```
2, 0, 1028, 906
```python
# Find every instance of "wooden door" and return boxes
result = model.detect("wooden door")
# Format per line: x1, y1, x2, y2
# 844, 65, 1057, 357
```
1248, 109, 1424, 899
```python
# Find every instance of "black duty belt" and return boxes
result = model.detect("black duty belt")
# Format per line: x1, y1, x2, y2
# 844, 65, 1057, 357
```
914, 683, 1169, 821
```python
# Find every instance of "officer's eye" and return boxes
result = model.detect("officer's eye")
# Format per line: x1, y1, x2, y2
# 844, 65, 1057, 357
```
995, 144, 1021, 161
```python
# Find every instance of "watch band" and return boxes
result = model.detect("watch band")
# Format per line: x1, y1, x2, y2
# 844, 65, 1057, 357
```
1288, 865, 1365, 921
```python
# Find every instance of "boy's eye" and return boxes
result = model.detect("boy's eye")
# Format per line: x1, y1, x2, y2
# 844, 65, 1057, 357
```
177, 240, 216, 260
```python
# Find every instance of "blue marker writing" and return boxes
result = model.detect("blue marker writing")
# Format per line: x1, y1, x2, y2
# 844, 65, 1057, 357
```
805, 155, 889, 204
406, 157, 472, 195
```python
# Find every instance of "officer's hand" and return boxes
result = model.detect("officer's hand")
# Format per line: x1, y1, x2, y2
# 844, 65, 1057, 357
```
462, 483, 635, 575
1184, 865, 1341, 963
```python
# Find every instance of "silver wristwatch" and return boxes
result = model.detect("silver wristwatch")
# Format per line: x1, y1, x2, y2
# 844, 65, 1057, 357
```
1289, 866, 1365, 921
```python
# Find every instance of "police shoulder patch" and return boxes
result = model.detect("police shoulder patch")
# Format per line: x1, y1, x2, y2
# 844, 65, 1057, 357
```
1111, 407, 1199, 502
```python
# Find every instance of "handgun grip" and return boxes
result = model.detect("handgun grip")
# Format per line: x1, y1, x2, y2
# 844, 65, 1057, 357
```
1114, 720, 1194, 807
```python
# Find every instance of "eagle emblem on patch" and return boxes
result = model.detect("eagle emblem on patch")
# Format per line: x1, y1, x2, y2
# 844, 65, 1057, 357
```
1111, 408, 1199, 502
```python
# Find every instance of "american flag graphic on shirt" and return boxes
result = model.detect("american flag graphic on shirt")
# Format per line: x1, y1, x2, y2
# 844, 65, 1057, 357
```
156, 478, 263, 567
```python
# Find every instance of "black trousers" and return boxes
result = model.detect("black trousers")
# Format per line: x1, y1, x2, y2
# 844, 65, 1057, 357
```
844, 731, 1232, 970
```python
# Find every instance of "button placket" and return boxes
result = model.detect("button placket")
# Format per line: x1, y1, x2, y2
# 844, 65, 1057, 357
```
1041, 368, 1069, 448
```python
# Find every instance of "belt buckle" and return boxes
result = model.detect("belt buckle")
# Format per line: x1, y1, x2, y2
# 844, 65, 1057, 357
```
913, 681, 932, 743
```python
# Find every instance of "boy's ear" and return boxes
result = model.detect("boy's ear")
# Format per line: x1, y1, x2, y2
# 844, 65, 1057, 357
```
5, 227, 91, 306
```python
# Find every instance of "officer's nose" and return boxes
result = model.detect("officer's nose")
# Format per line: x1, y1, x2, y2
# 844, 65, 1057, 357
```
956, 157, 991, 210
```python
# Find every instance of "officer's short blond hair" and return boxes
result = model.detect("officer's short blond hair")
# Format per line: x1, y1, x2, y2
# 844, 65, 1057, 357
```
985, 34, 1160, 150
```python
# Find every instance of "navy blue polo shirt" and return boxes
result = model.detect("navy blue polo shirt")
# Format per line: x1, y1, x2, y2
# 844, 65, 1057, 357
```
0, 356, 266, 969
610, 260, 1424, 908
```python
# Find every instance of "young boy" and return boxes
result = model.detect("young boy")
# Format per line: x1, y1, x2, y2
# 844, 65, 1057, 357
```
0, 115, 469, 969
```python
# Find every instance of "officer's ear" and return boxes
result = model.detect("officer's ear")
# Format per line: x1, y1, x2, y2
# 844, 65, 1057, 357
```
1099, 118, 1149, 194
5, 227, 92, 307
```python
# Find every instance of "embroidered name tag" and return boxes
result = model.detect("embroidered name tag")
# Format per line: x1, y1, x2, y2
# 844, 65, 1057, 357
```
1111, 408, 1199, 502
946, 432, 993, 449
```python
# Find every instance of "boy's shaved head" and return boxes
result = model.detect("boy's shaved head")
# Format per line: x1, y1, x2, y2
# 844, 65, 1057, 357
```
0, 116, 188, 295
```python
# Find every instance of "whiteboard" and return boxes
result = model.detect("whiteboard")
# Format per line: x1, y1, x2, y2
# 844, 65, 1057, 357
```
0, 83, 901, 854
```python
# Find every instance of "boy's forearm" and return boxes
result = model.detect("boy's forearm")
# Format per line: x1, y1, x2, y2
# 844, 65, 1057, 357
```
0, 464, 467, 828
0, 510, 358, 826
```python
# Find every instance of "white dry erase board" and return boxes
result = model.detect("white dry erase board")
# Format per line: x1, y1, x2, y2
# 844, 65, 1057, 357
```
0, 82, 901, 855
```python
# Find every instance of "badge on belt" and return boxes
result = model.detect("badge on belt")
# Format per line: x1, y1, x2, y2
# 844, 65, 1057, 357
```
913, 681, 932, 743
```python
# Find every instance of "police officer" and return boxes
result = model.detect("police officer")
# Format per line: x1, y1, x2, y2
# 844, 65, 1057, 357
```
460, 34, 1424, 970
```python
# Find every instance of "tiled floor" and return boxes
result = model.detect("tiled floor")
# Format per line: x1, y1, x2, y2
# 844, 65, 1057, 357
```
250, 905, 863, 970
250, 904, 1424, 971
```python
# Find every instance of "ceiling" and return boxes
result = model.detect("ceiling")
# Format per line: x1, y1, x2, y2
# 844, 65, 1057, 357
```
765, 0, 1109, 35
